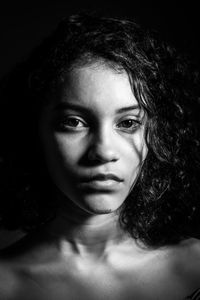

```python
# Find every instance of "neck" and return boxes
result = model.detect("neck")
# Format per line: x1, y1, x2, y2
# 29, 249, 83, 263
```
44, 198, 127, 258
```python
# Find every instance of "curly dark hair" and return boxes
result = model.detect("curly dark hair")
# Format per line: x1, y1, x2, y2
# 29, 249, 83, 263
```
0, 12, 200, 247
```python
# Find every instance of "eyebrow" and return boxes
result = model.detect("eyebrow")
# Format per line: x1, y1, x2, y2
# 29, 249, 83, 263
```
53, 102, 140, 114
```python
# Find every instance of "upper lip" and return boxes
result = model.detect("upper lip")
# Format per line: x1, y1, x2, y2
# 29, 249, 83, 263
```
81, 173, 124, 182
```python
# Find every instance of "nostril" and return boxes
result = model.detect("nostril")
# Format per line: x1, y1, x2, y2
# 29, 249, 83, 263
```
87, 145, 119, 163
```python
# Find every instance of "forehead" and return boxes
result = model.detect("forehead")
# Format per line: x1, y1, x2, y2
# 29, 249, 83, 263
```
45, 63, 141, 117
62, 63, 137, 106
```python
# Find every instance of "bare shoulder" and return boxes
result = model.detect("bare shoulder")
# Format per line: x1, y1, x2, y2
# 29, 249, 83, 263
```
178, 238, 200, 269
0, 237, 27, 300
0, 232, 49, 300
0, 260, 20, 300
173, 238, 200, 287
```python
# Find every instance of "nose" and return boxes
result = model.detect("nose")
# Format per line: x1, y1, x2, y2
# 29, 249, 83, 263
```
87, 126, 119, 163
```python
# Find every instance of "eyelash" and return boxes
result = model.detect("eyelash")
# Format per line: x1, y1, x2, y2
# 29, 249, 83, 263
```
56, 117, 87, 130
57, 116, 141, 132
116, 119, 142, 132
62, 117, 86, 127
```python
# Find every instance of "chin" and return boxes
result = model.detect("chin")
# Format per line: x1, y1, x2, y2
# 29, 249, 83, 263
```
77, 193, 124, 215
90, 208, 113, 215
83, 205, 116, 215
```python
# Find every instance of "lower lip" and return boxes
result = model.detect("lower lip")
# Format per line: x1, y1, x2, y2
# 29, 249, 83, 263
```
79, 180, 122, 190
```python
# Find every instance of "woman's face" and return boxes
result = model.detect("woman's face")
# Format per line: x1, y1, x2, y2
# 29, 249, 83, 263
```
39, 63, 147, 215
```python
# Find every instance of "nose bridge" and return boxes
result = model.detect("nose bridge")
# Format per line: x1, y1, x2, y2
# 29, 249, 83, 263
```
95, 121, 112, 147
88, 121, 119, 162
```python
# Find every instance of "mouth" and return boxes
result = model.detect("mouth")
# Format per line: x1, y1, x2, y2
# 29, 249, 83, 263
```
78, 173, 124, 191
84, 173, 123, 182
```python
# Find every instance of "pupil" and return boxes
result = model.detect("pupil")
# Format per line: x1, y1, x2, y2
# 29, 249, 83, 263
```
123, 120, 133, 128
68, 119, 79, 126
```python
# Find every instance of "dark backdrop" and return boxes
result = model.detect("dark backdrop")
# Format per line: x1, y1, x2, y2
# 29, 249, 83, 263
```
0, 0, 200, 78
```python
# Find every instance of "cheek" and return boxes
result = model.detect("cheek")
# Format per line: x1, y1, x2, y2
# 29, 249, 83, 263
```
54, 135, 82, 163
122, 131, 147, 185
41, 134, 85, 197
46, 133, 86, 166
122, 129, 147, 165
40, 134, 82, 186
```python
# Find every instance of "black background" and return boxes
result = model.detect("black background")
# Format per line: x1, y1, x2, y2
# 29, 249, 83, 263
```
0, 0, 200, 78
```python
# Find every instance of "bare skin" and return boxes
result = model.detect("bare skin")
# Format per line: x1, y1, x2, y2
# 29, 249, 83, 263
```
0, 208, 200, 300
1, 63, 200, 299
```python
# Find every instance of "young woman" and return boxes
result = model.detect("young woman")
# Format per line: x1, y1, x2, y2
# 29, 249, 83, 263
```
0, 12, 200, 300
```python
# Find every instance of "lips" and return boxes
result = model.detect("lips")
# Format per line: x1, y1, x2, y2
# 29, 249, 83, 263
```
83, 173, 124, 183
78, 173, 124, 191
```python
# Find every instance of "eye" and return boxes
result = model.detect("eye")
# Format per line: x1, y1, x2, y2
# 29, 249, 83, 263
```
64, 117, 85, 127
116, 119, 141, 132
57, 116, 87, 130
